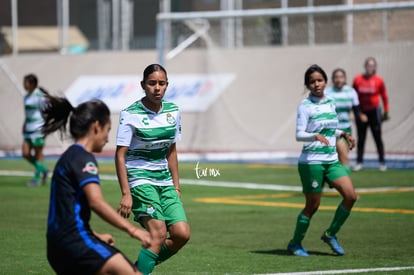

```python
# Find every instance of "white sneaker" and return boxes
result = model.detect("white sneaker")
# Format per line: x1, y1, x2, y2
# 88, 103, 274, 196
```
379, 163, 387, 172
352, 163, 363, 172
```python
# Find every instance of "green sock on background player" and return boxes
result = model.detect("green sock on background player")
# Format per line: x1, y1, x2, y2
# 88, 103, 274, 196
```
290, 212, 311, 245
34, 160, 48, 182
326, 203, 350, 236
137, 248, 158, 275
156, 243, 176, 265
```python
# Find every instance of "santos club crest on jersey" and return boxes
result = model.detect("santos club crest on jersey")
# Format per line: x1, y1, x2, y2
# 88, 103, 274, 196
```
166, 113, 176, 125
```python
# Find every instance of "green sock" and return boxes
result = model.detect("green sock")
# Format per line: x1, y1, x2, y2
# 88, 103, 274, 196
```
34, 161, 42, 181
326, 204, 350, 237
290, 213, 311, 245
33, 161, 48, 181
156, 243, 176, 265
137, 248, 158, 275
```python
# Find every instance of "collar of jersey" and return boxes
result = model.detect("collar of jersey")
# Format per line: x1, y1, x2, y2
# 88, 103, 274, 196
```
140, 99, 164, 114
309, 95, 327, 104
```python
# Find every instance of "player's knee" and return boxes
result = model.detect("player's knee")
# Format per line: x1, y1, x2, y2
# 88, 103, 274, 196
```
347, 192, 358, 203
171, 226, 190, 247
303, 203, 319, 217
343, 190, 358, 206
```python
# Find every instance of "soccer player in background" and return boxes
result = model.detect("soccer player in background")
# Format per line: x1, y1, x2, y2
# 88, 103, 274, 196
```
42, 96, 151, 275
325, 68, 367, 173
352, 57, 389, 171
287, 64, 358, 257
22, 74, 49, 186
115, 64, 190, 275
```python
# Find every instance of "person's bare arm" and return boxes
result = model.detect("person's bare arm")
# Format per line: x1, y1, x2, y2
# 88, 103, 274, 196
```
83, 183, 150, 247
167, 143, 181, 196
115, 145, 132, 218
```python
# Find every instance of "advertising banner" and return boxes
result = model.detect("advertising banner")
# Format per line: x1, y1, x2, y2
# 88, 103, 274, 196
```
65, 74, 235, 112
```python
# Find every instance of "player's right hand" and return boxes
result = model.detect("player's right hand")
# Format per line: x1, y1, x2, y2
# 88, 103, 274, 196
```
129, 227, 151, 248
359, 113, 368, 123
315, 134, 330, 146
382, 112, 389, 122
118, 194, 132, 218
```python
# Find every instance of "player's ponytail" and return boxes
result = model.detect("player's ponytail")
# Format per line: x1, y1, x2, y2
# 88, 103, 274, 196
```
42, 95, 74, 136
42, 96, 110, 140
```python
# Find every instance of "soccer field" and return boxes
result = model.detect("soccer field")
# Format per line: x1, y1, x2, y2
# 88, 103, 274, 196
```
0, 159, 413, 274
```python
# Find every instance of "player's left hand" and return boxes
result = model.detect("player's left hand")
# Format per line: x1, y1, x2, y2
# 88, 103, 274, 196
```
345, 134, 355, 150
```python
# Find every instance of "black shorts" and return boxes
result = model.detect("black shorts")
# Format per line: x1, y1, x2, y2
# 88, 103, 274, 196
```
47, 233, 135, 275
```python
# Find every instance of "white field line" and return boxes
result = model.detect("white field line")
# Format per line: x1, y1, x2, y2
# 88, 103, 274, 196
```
256, 266, 414, 275
1, 170, 414, 194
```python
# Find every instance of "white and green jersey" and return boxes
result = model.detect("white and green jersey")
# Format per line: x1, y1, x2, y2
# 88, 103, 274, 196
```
23, 88, 46, 139
116, 99, 181, 188
296, 96, 340, 164
325, 85, 359, 131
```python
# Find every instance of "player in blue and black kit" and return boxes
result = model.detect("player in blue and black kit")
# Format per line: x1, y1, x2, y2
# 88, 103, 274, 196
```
42, 96, 151, 275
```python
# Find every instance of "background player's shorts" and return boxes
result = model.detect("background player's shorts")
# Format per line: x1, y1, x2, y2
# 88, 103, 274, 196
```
131, 184, 187, 227
24, 136, 45, 147
47, 233, 136, 275
298, 162, 349, 194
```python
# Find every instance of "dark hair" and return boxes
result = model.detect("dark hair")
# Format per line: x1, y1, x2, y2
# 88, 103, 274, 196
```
23, 73, 50, 95
331, 68, 347, 81
364, 57, 377, 67
304, 64, 328, 87
24, 74, 38, 87
142, 64, 168, 82
42, 96, 110, 139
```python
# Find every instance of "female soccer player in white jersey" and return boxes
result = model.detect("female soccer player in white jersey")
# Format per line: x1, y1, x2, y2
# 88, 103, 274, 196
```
22, 74, 49, 186
287, 64, 358, 257
115, 64, 190, 275
325, 69, 367, 173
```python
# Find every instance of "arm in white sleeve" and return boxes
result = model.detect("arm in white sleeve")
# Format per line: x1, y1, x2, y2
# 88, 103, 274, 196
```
335, 129, 345, 137
116, 111, 133, 146
296, 130, 317, 142
295, 103, 316, 142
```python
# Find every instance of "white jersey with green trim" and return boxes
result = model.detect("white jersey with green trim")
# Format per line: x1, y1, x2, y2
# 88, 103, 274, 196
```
23, 88, 46, 139
116, 99, 181, 188
296, 96, 339, 164
325, 85, 359, 130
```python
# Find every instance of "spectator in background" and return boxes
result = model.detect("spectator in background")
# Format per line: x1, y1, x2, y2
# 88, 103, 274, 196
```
352, 57, 389, 171
22, 74, 49, 186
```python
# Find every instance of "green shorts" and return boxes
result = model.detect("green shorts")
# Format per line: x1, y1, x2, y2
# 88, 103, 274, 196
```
298, 162, 349, 194
24, 137, 45, 147
131, 184, 187, 227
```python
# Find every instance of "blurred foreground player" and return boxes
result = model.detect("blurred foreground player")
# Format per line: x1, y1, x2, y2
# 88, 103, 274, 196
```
42, 95, 151, 275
